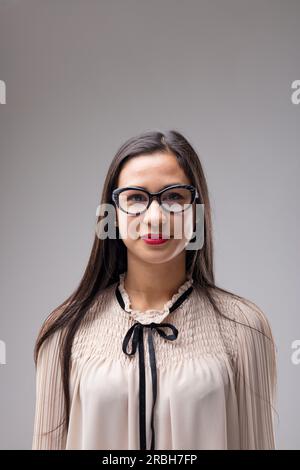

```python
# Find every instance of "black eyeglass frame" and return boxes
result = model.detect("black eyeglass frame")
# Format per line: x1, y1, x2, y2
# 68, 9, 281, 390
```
112, 184, 200, 216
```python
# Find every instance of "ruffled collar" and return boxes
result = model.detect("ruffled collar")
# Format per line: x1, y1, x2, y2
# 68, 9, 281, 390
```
117, 272, 194, 325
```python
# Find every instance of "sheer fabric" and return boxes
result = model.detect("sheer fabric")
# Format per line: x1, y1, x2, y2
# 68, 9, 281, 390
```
32, 273, 277, 450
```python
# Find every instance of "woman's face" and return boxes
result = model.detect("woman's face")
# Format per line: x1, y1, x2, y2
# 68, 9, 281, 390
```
115, 151, 196, 265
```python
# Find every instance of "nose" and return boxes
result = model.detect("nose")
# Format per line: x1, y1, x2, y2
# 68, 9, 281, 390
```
142, 198, 167, 227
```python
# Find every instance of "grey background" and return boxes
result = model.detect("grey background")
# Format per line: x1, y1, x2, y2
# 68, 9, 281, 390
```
0, 0, 299, 449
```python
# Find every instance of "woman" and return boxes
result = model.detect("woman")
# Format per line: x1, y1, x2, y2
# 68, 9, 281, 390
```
32, 129, 278, 450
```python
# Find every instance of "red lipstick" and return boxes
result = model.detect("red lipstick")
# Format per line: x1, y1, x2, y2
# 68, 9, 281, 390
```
141, 233, 171, 245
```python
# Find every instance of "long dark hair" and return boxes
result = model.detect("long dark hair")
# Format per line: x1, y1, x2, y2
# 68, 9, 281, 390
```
34, 129, 278, 437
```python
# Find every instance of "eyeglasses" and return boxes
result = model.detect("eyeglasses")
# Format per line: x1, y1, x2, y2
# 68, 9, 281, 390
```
112, 184, 199, 215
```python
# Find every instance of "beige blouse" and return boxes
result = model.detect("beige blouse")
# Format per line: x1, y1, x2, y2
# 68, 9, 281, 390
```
32, 272, 277, 450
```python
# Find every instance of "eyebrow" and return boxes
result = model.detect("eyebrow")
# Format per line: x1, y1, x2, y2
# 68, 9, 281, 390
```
127, 183, 184, 191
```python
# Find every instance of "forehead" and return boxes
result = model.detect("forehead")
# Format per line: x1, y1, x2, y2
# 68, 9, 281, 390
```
117, 152, 190, 190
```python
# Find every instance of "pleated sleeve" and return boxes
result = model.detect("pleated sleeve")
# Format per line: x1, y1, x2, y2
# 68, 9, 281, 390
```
32, 328, 67, 449
233, 297, 278, 449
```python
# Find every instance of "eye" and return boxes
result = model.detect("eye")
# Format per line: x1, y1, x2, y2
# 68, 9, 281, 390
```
164, 192, 184, 200
128, 193, 147, 202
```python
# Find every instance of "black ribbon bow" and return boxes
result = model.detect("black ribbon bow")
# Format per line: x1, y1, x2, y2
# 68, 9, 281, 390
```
115, 281, 194, 450
122, 321, 178, 450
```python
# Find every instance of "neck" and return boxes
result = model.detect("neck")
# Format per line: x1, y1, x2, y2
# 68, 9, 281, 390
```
124, 254, 189, 307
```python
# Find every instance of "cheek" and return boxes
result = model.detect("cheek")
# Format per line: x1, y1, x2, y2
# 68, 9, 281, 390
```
172, 210, 194, 243
117, 214, 141, 243
185, 210, 195, 241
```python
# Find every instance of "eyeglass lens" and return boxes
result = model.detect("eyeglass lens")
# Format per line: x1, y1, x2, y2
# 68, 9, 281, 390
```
118, 188, 193, 214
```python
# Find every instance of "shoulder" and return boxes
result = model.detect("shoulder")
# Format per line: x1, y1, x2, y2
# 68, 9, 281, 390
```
207, 285, 272, 330
81, 281, 118, 326
71, 282, 119, 359
206, 287, 276, 359
231, 296, 277, 381
37, 328, 63, 366
197, 285, 274, 338
197, 285, 235, 313
232, 295, 274, 339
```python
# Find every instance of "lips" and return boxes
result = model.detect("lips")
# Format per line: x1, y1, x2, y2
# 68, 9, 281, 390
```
141, 233, 170, 240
